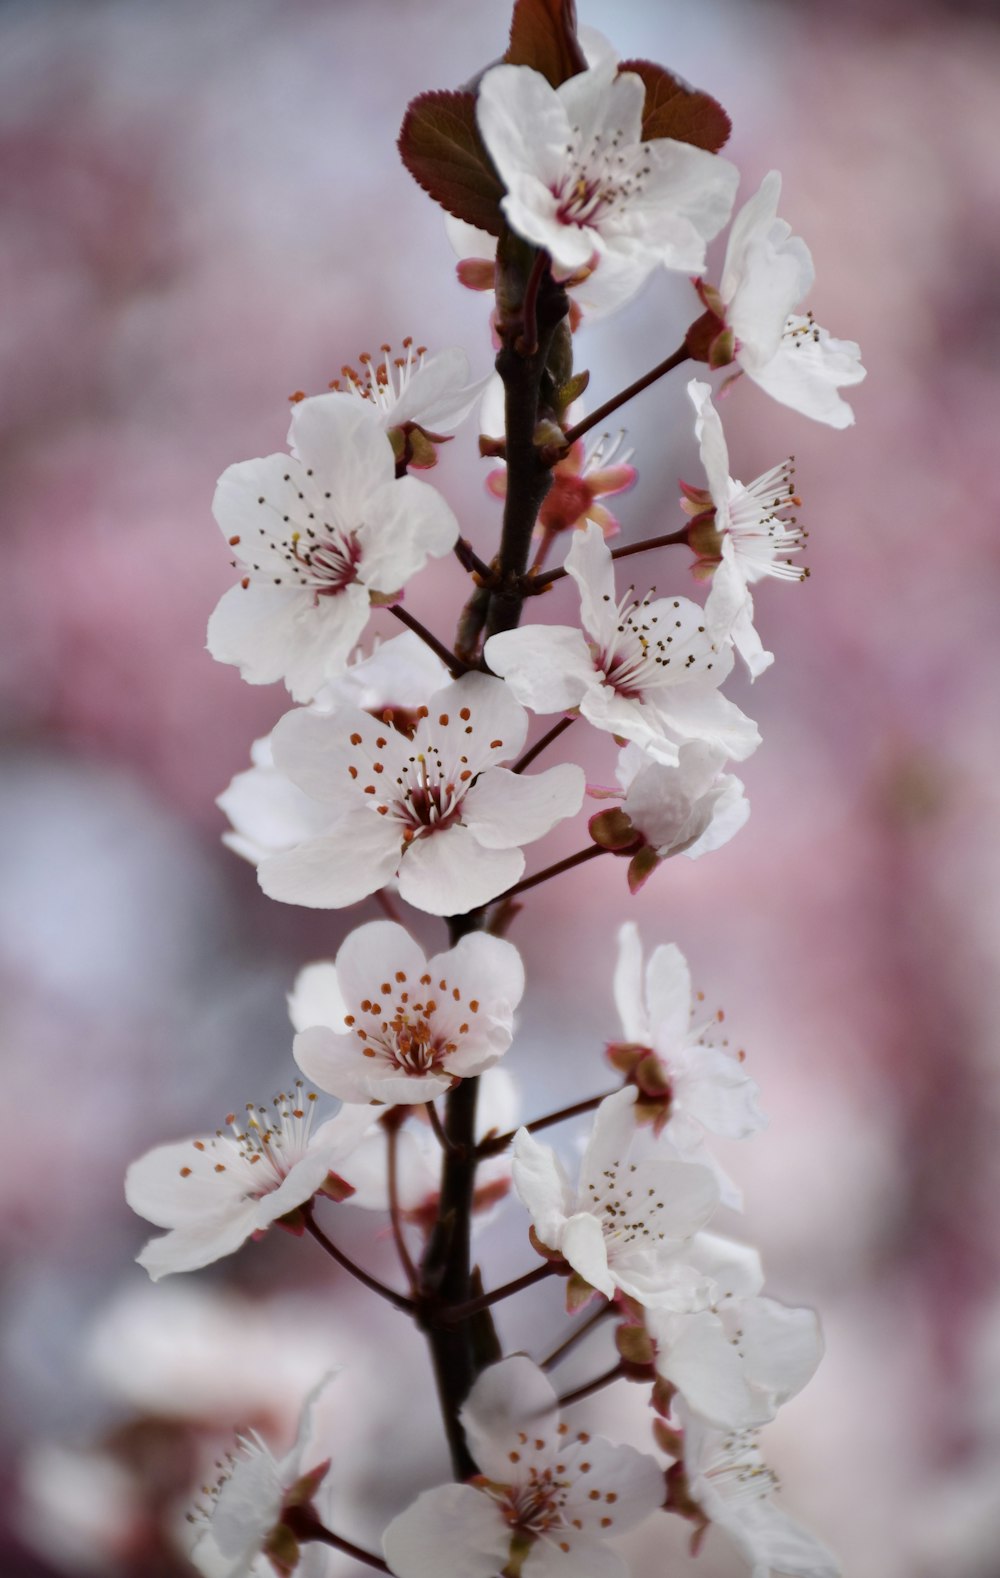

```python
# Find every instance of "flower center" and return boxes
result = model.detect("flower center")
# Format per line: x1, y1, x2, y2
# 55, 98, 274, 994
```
595, 588, 706, 697
328, 338, 427, 416
553, 131, 651, 231
586, 1159, 669, 1249
706, 1431, 779, 1506
725, 459, 806, 583
486, 1468, 568, 1536
288, 525, 362, 597
227, 1086, 319, 1194
344, 970, 480, 1076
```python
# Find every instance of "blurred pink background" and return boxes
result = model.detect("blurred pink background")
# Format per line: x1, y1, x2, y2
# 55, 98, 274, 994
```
2, 0, 1000, 1574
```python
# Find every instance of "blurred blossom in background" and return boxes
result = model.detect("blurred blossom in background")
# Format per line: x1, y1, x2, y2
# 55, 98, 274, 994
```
2, 0, 1000, 1574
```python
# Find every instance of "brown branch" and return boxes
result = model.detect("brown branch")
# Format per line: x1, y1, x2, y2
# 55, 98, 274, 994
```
388, 603, 468, 676
561, 344, 690, 448
498, 844, 607, 903
439, 1261, 558, 1323
557, 1362, 626, 1409
478, 1090, 616, 1158
387, 1122, 419, 1291
284, 1507, 390, 1573
303, 1211, 418, 1316
539, 1304, 614, 1371
531, 527, 690, 592
511, 713, 576, 774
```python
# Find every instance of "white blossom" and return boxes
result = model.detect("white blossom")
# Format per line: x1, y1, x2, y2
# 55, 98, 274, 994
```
718, 171, 865, 428
257, 672, 585, 917
383, 1356, 664, 1578
291, 920, 524, 1104
610, 924, 764, 1206
207, 395, 458, 702
190, 1374, 336, 1578
485, 522, 760, 766
671, 1404, 839, 1578
326, 340, 488, 436
218, 633, 449, 865
646, 1235, 822, 1428
125, 1088, 375, 1279
686, 379, 810, 677
476, 61, 738, 312
513, 1087, 719, 1307
593, 741, 748, 889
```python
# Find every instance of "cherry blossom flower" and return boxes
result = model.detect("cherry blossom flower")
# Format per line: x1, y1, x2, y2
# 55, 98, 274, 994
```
682, 380, 810, 677
713, 171, 865, 428
382, 1356, 664, 1578
667, 1404, 839, 1578
125, 1088, 376, 1279
646, 1249, 822, 1429
489, 430, 636, 549
218, 633, 449, 865
290, 920, 524, 1104
207, 395, 458, 703
513, 1087, 719, 1308
589, 741, 749, 890
326, 340, 487, 438
484, 522, 760, 766
476, 61, 738, 311
190, 1374, 336, 1578
257, 672, 585, 916
608, 924, 764, 1206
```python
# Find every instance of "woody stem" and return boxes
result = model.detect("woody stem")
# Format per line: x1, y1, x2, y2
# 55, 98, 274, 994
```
561, 343, 690, 447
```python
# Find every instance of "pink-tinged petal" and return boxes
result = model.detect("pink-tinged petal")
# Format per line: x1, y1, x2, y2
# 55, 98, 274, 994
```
207, 580, 369, 702
560, 1436, 665, 1534
687, 1232, 764, 1300
484, 626, 595, 714
219, 750, 335, 866
433, 669, 531, 762
560, 61, 643, 155
462, 763, 585, 849
584, 502, 620, 538
612, 922, 649, 1045
333, 921, 428, 1014
738, 1298, 823, 1407
445, 214, 497, 264
675, 1048, 765, 1138
586, 463, 637, 499
626, 1157, 719, 1242
511, 1129, 575, 1243
562, 1212, 614, 1298
293, 1025, 443, 1104
268, 704, 372, 802
703, 1490, 840, 1578
486, 469, 508, 500
258, 817, 401, 909
645, 943, 693, 1052
682, 775, 750, 860
136, 1206, 261, 1282
461, 1356, 560, 1478
287, 392, 395, 501
426, 932, 525, 1028
397, 826, 524, 916
287, 961, 346, 1033
383, 1484, 511, 1578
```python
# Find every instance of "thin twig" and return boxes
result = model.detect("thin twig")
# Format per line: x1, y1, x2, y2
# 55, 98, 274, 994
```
388, 603, 468, 676
531, 527, 690, 592
304, 1212, 418, 1316
478, 1090, 617, 1158
539, 1304, 614, 1371
426, 1100, 460, 1157
561, 344, 690, 448
511, 714, 576, 774
439, 1261, 557, 1323
557, 1362, 625, 1409
386, 1123, 419, 1291
454, 537, 493, 582
284, 1508, 390, 1574
498, 844, 607, 903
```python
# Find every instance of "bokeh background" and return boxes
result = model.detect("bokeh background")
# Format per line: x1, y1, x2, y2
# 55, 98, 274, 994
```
2, 0, 1000, 1574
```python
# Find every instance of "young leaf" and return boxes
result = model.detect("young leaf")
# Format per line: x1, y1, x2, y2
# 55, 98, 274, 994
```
506, 0, 587, 88
398, 89, 506, 234
619, 58, 732, 152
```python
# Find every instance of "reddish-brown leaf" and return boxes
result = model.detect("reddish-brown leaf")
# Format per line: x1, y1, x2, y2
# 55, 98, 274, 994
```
506, 0, 587, 88
398, 89, 506, 235
619, 58, 731, 152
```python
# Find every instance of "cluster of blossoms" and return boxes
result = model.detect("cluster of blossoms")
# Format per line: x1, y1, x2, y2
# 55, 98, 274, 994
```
126, 2, 863, 1575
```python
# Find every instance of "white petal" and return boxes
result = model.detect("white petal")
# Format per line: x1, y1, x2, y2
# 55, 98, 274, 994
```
562, 1211, 615, 1298
218, 749, 335, 865
526, 1536, 627, 1578
645, 944, 693, 1051
390, 348, 490, 433
397, 826, 524, 915
136, 1206, 261, 1281
650, 681, 761, 762
745, 319, 865, 429
687, 1232, 764, 1300
565, 523, 617, 642
207, 581, 370, 702
738, 1298, 823, 1407
688, 381, 731, 512
126, 1139, 246, 1228
287, 392, 395, 501
659, 1309, 763, 1428
258, 816, 401, 908
578, 1088, 640, 1187
357, 473, 458, 592
427, 932, 525, 1021
462, 763, 585, 848
383, 1485, 510, 1578
461, 1356, 560, 1478
334, 921, 428, 1010
288, 961, 347, 1032
560, 1436, 665, 1534
612, 922, 648, 1044
477, 65, 571, 195
512, 1128, 575, 1244
484, 626, 596, 713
